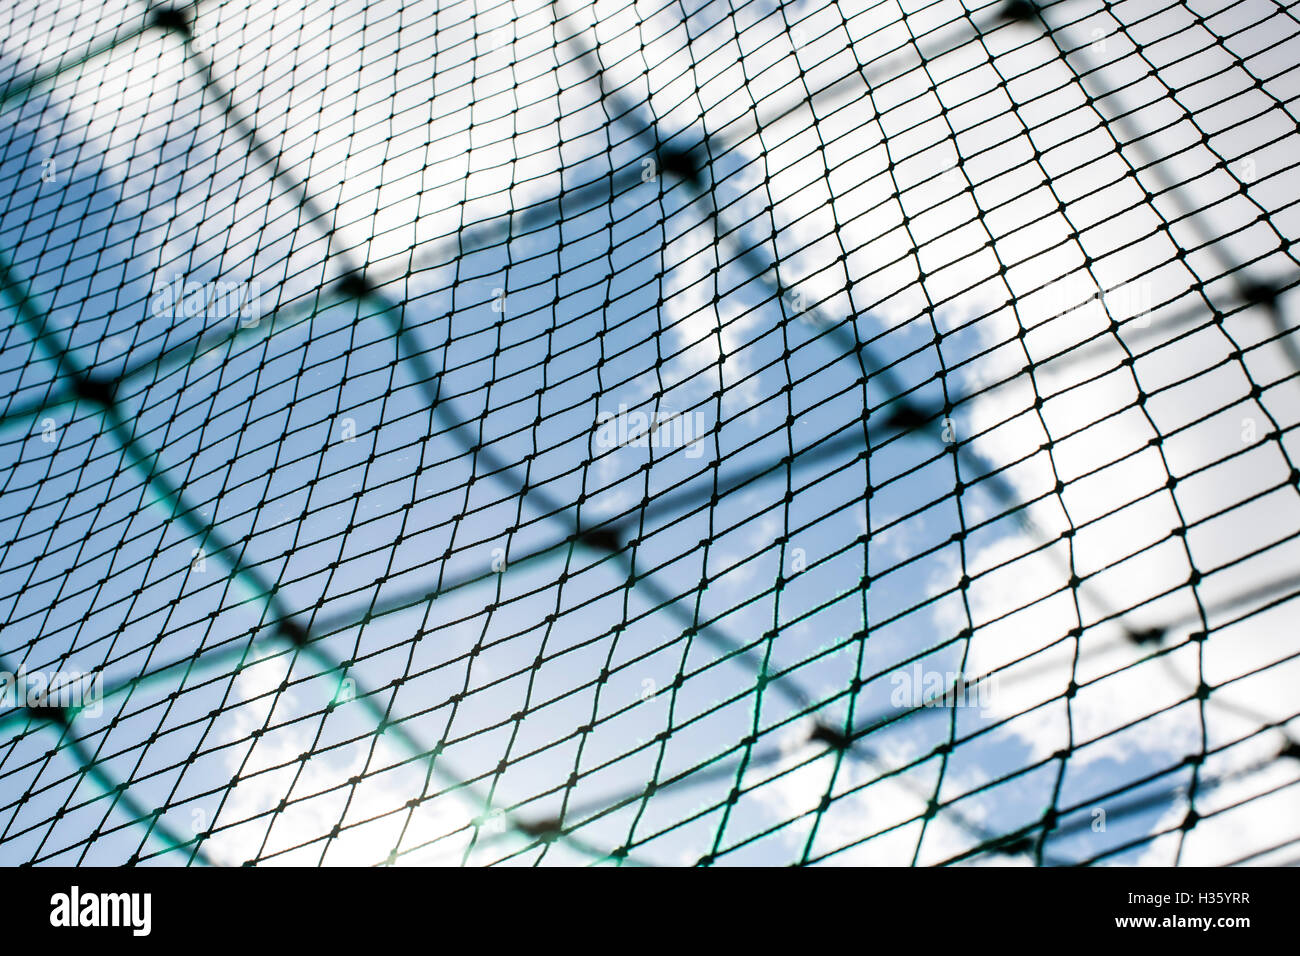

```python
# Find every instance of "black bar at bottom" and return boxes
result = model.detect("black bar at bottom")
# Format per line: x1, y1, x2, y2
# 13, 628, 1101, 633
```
0, 864, 1285, 944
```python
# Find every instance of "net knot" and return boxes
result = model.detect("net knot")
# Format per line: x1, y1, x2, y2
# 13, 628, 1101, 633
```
659, 148, 702, 185
809, 723, 852, 750
881, 401, 934, 431
1001, 0, 1038, 22
578, 526, 622, 553
277, 618, 309, 647
149, 5, 194, 33
1240, 278, 1281, 312
26, 700, 69, 727
517, 817, 563, 842
1125, 626, 1165, 646
73, 375, 117, 407
336, 272, 377, 299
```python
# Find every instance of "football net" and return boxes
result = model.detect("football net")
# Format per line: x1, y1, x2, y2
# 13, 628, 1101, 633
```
0, 0, 1299, 865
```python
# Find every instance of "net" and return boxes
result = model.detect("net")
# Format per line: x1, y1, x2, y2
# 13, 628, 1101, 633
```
1, 0, 1298, 866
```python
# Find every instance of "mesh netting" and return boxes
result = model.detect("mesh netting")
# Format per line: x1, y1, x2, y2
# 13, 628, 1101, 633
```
1, 0, 1299, 866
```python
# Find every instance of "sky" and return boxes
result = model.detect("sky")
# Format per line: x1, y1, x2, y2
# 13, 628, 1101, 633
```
0, 0, 1297, 866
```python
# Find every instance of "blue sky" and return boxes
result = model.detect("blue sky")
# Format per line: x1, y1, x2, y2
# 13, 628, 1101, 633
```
1, 0, 1298, 866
